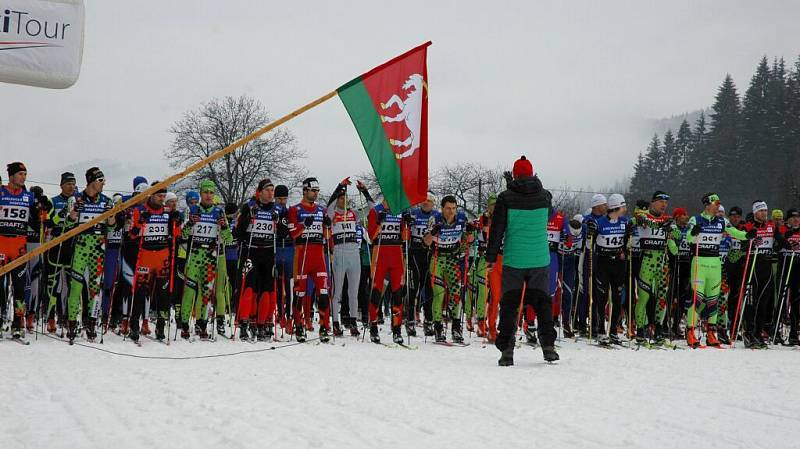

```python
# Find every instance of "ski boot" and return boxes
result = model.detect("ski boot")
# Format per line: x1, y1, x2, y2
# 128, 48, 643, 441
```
451, 319, 464, 344
686, 327, 701, 348
265, 323, 275, 340
562, 321, 574, 339
305, 319, 314, 332
405, 321, 417, 337
181, 322, 190, 340
84, 318, 97, 342
119, 317, 129, 336
608, 332, 622, 346
216, 316, 226, 337
26, 313, 35, 332
349, 321, 360, 337
787, 333, 800, 346
542, 346, 560, 363
141, 319, 151, 336
476, 319, 487, 337
524, 325, 538, 345
498, 345, 514, 366
392, 326, 404, 344
294, 324, 307, 343
423, 321, 434, 337
433, 321, 446, 342
155, 318, 166, 341
705, 324, 720, 347
319, 325, 331, 343
66, 320, 78, 343
466, 317, 474, 333
257, 325, 268, 342
717, 326, 731, 345
635, 327, 648, 345
332, 321, 343, 337
239, 322, 251, 341
652, 324, 666, 346
369, 323, 380, 344
196, 320, 209, 340
47, 318, 57, 333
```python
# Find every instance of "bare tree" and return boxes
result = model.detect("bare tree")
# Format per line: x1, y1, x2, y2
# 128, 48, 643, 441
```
165, 95, 306, 205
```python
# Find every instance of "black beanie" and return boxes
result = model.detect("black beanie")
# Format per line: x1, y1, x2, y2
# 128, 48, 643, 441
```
274, 185, 289, 197
60, 172, 77, 186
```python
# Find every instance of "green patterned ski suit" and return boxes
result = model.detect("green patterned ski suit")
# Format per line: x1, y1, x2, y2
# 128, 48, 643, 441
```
66, 192, 114, 322
179, 203, 232, 326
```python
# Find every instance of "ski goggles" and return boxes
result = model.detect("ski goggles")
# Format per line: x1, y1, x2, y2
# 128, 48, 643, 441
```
652, 192, 670, 201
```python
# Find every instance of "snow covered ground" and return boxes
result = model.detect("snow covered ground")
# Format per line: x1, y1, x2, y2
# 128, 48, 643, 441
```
4, 329, 799, 449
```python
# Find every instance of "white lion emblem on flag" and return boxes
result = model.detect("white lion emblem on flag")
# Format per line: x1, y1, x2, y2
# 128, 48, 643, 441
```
380, 73, 426, 160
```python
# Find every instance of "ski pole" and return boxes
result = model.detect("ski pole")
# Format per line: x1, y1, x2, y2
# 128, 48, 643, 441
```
234, 212, 256, 340
294, 226, 311, 341
731, 239, 757, 348
587, 233, 594, 342
688, 232, 702, 342
772, 252, 795, 345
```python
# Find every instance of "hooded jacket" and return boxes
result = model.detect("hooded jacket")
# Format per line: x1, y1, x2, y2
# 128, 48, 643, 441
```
487, 175, 551, 269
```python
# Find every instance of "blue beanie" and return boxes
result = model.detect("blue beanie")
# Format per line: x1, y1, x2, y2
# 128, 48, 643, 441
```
133, 176, 147, 190
185, 191, 200, 203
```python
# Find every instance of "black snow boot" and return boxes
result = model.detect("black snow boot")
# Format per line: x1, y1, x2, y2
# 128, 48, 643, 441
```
423, 321, 434, 337
542, 346, 560, 362
498, 345, 514, 366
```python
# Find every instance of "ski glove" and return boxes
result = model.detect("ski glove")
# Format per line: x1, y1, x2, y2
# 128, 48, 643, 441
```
690, 225, 701, 236
745, 228, 758, 240
377, 211, 387, 224
402, 212, 414, 226
429, 223, 442, 236
303, 216, 315, 227
586, 220, 598, 236
323, 216, 332, 228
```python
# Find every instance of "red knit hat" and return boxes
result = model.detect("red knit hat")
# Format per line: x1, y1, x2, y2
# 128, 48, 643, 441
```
512, 155, 534, 178
672, 207, 687, 218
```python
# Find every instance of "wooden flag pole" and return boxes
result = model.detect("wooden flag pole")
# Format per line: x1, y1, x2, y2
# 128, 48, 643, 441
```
0, 90, 338, 277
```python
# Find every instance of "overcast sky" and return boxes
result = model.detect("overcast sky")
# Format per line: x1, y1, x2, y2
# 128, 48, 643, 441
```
3, 0, 799, 196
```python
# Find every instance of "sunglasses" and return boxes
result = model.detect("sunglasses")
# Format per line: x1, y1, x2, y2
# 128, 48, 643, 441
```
653, 194, 670, 201
310, 188, 320, 193
95, 178, 105, 184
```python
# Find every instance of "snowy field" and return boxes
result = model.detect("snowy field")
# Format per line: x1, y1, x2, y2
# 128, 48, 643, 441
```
4, 329, 799, 449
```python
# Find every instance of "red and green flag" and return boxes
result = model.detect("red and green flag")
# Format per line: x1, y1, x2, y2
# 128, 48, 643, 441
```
338, 41, 430, 212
